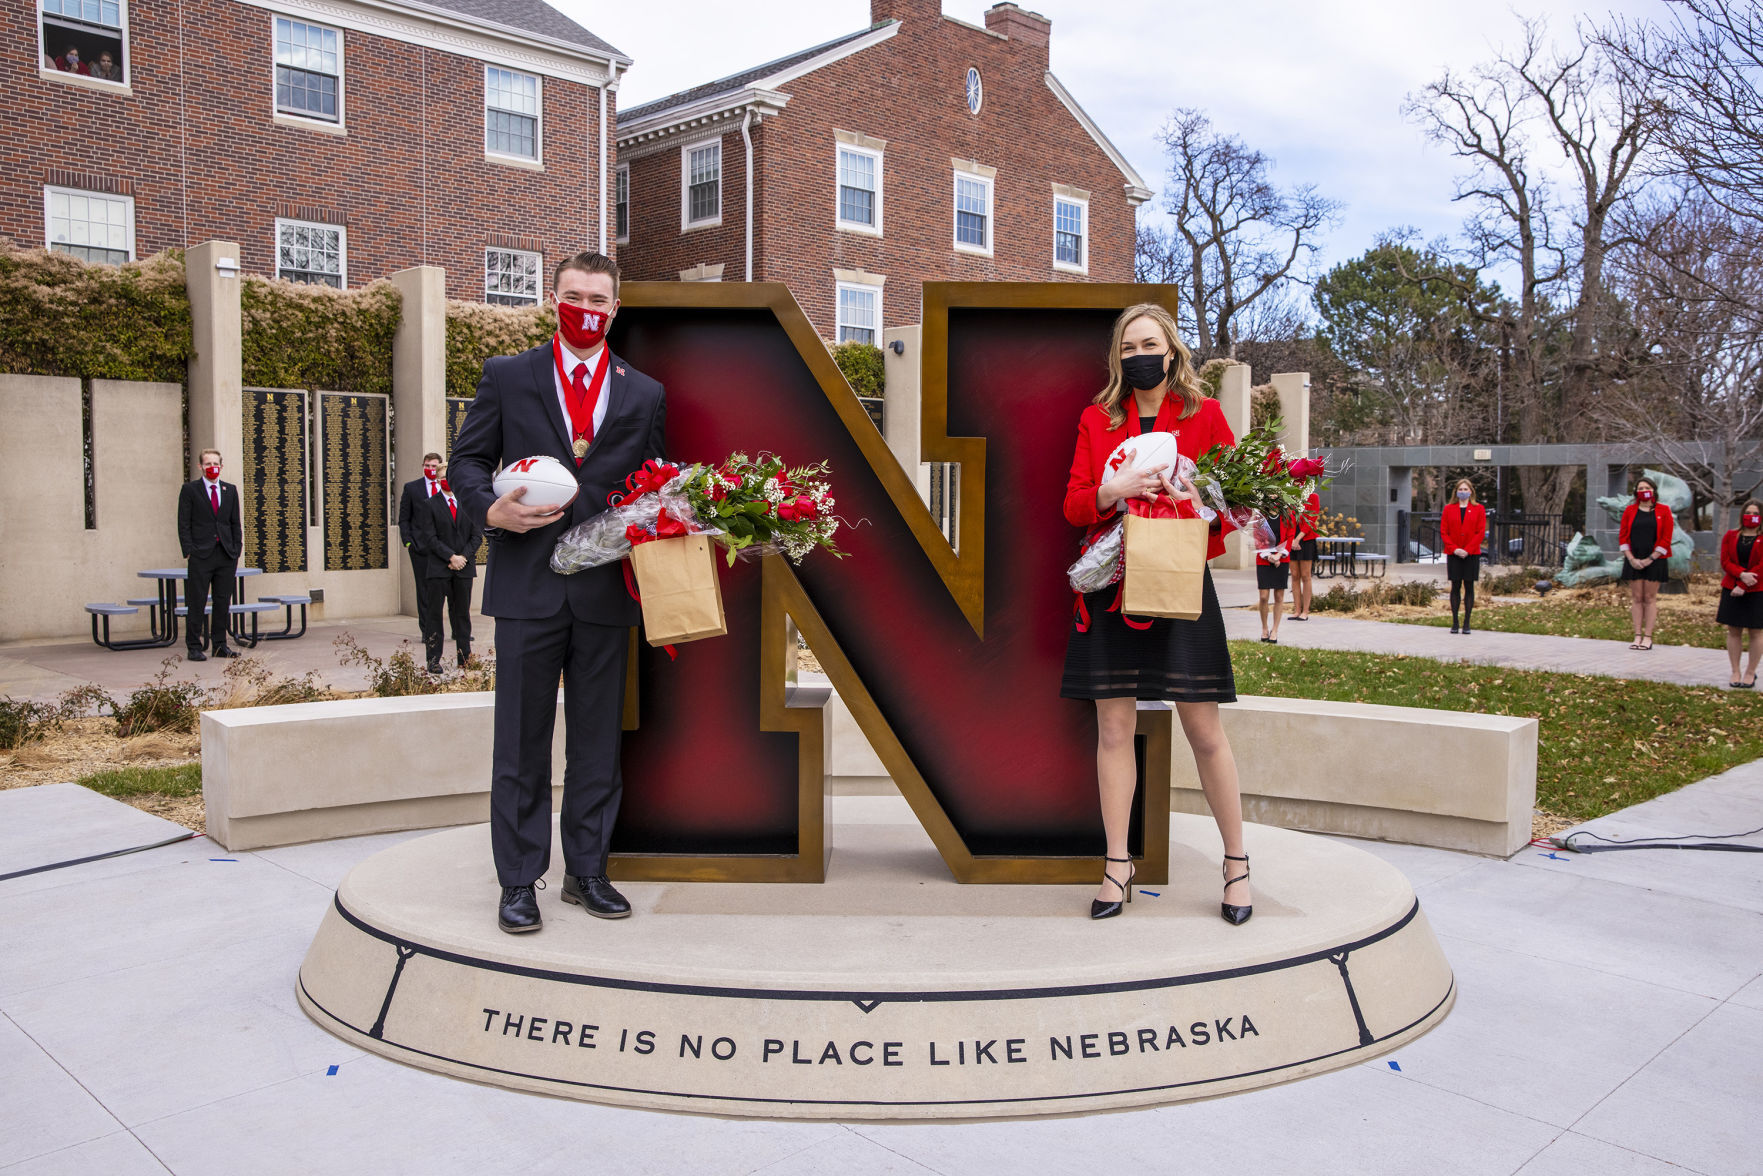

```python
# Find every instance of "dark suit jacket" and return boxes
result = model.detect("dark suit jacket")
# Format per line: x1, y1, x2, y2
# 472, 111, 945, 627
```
397, 476, 436, 554
412, 492, 483, 579
178, 478, 243, 560
450, 342, 666, 623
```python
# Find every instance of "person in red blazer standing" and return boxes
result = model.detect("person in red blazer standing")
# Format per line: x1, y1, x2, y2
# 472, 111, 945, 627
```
1619, 476, 1674, 650
1256, 511, 1300, 642
1061, 303, 1252, 926
1289, 489, 1320, 621
1440, 478, 1487, 633
1718, 499, 1763, 687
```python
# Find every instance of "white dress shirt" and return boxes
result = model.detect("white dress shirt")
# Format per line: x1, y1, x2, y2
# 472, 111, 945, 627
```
552, 342, 611, 440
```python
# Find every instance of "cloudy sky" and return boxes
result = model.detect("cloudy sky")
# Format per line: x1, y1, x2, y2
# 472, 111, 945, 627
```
559, 0, 1670, 283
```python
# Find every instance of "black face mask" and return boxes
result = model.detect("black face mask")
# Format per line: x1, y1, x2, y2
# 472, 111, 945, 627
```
1120, 353, 1169, 391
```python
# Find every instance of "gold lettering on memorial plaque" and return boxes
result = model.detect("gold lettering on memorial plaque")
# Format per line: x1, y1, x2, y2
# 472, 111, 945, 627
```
241, 389, 308, 575
321, 393, 390, 571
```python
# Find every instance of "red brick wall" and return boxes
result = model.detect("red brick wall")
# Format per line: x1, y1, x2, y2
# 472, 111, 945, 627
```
619, 125, 750, 284
2, 0, 610, 300
619, 10, 1137, 336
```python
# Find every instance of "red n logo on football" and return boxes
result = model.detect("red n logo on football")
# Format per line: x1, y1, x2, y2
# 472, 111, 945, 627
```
509, 458, 539, 473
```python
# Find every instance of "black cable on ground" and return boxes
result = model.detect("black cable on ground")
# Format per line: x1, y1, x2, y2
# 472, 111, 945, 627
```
0, 830, 199, 882
1551, 824, 1763, 854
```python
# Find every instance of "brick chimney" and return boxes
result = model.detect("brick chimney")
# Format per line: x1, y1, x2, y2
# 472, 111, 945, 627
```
984, 2, 1051, 62
871, 0, 943, 26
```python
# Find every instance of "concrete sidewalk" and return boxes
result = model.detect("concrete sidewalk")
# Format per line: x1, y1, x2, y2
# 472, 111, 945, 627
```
2, 763, 1760, 1175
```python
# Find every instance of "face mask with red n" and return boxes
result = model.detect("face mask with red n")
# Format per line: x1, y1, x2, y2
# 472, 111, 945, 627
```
556, 300, 610, 350
1744, 513, 1762, 528
204, 464, 220, 480
1636, 488, 1654, 502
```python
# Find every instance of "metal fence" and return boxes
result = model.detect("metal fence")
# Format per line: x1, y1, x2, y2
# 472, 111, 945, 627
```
1401, 511, 1577, 566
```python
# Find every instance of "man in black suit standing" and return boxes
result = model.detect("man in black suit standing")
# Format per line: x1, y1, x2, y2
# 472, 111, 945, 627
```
451, 252, 666, 934
176, 447, 244, 662
397, 452, 445, 654
411, 470, 482, 674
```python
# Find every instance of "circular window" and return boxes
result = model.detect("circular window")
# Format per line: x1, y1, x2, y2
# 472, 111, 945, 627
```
966, 67, 983, 115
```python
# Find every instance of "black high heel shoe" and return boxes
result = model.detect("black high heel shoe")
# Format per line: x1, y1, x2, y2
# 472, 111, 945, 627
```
1090, 855, 1136, 920
1221, 853, 1252, 925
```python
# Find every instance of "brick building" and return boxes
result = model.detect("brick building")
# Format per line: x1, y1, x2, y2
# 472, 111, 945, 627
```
614, 0, 1151, 341
5, 0, 627, 303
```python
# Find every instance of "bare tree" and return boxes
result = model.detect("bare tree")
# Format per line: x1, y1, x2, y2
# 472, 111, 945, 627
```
1405, 17, 1659, 516
1150, 109, 1340, 360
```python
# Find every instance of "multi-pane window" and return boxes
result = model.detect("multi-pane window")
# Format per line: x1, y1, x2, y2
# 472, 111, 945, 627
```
955, 173, 991, 252
685, 141, 720, 226
615, 165, 629, 240
837, 146, 879, 230
40, 0, 127, 84
45, 188, 133, 264
485, 248, 541, 306
276, 219, 345, 287
485, 66, 539, 160
836, 283, 880, 346
1055, 197, 1087, 269
274, 17, 340, 123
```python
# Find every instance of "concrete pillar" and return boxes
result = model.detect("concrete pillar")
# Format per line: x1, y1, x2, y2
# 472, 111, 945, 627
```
882, 324, 930, 503
1386, 466, 1413, 559
185, 241, 243, 477
1214, 363, 1254, 569
391, 265, 449, 619
1270, 371, 1310, 457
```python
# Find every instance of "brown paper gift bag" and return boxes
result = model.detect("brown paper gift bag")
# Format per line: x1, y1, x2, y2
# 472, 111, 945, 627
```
1121, 514, 1209, 621
628, 534, 727, 646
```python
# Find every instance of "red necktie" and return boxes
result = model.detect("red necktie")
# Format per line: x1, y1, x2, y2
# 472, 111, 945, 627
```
427, 479, 438, 496
446, 495, 457, 521
209, 485, 220, 514
570, 366, 595, 443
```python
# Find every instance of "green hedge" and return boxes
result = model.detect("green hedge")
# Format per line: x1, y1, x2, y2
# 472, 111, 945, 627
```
446, 301, 551, 398
0, 242, 192, 382
241, 276, 400, 396
831, 340, 885, 398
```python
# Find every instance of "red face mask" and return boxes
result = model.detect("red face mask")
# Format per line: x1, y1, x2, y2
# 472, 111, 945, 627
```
556, 300, 610, 351
1745, 514, 1761, 528
425, 469, 439, 481
1637, 489, 1654, 502
439, 478, 452, 493
204, 465, 220, 479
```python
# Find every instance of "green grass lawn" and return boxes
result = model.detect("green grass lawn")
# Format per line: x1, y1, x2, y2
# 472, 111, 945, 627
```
76, 763, 201, 799
1228, 641, 1762, 822
1392, 598, 1730, 649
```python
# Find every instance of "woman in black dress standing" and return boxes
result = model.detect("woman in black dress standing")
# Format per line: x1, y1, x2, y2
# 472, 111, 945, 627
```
1718, 500, 1763, 687
1061, 304, 1252, 925
1619, 477, 1674, 651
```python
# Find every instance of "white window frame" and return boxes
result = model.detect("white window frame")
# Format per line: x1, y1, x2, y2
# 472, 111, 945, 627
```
274, 217, 347, 288
270, 14, 345, 132
835, 280, 882, 346
43, 186, 135, 263
1053, 193, 1089, 274
484, 64, 543, 167
835, 143, 883, 237
614, 163, 629, 244
38, 0, 132, 92
953, 170, 994, 257
681, 139, 722, 231
484, 246, 542, 306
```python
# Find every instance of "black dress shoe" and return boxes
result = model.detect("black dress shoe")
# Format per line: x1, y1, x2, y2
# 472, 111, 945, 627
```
426, 658, 444, 675
457, 648, 471, 667
185, 649, 207, 662
498, 884, 542, 934
211, 645, 239, 658
563, 873, 631, 919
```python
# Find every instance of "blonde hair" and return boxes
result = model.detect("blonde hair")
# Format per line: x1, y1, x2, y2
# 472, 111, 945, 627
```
1094, 303, 1204, 430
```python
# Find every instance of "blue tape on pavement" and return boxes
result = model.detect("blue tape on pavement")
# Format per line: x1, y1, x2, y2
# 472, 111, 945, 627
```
326, 1065, 339, 1076
209, 858, 238, 862
1540, 852, 1570, 861
1138, 890, 1161, 897
1388, 1060, 1401, 1071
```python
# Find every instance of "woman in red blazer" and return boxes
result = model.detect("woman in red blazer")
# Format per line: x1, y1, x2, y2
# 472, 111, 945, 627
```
1619, 477, 1674, 650
1440, 478, 1487, 633
1256, 511, 1300, 642
1289, 489, 1320, 620
1062, 303, 1251, 926
1718, 499, 1763, 687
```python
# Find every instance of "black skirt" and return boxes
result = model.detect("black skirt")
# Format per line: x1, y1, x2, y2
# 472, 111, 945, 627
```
1061, 567, 1237, 703
1293, 538, 1318, 562
1446, 553, 1481, 583
1620, 558, 1670, 583
1717, 588, 1763, 629
1256, 562, 1290, 590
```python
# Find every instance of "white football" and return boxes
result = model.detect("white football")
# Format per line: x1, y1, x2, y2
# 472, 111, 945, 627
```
492, 455, 580, 511
1104, 431, 1183, 480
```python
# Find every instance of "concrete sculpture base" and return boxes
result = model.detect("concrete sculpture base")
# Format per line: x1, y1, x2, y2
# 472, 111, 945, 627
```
297, 807, 1454, 1119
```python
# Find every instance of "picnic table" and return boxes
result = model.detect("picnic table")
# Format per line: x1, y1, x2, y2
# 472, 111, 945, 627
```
1314, 537, 1365, 579
87, 568, 307, 651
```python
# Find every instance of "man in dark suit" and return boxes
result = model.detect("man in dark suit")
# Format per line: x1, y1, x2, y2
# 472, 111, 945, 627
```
397, 452, 445, 653
451, 252, 666, 935
176, 447, 244, 662
411, 470, 483, 674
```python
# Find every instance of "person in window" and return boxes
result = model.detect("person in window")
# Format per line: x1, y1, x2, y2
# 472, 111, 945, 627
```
54, 44, 88, 74
1440, 477, 1486, 633
88, 50, 121, 82
1062, 303, 1253, 926
1619, 476, 1673, 651
1717, 499, 1763, 688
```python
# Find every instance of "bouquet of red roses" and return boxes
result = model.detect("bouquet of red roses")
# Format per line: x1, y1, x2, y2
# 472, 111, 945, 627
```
1190, 418, 1330, 528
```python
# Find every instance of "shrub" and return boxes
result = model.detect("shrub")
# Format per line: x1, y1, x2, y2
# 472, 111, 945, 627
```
1250, 384, 1281, 430
1196, 357, 1231, 399
0, 242, 192, 382
334, 633, 447, 696
113, 659, 207, 737
211, 656, 334, 708
1483, 566, 1556, 596
1311, 584, 1362, 613
446, 300, 552, 398
1310, 580, 1439, 613
831, 340, 885, 398
0, 697, 59, 751
241, 276, 401, 396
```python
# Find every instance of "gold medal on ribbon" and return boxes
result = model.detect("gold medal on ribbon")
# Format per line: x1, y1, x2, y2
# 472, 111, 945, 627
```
573, 438, 590, 459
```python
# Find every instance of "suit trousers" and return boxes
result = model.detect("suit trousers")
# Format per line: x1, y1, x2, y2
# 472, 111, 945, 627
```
186, 550, 237, 651
421, 575, 473, 659
490, 609, 628, 886
408, 550, 437, 645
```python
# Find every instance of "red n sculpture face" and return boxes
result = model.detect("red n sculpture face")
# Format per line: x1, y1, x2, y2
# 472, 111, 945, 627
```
606, 285, 1177, 884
